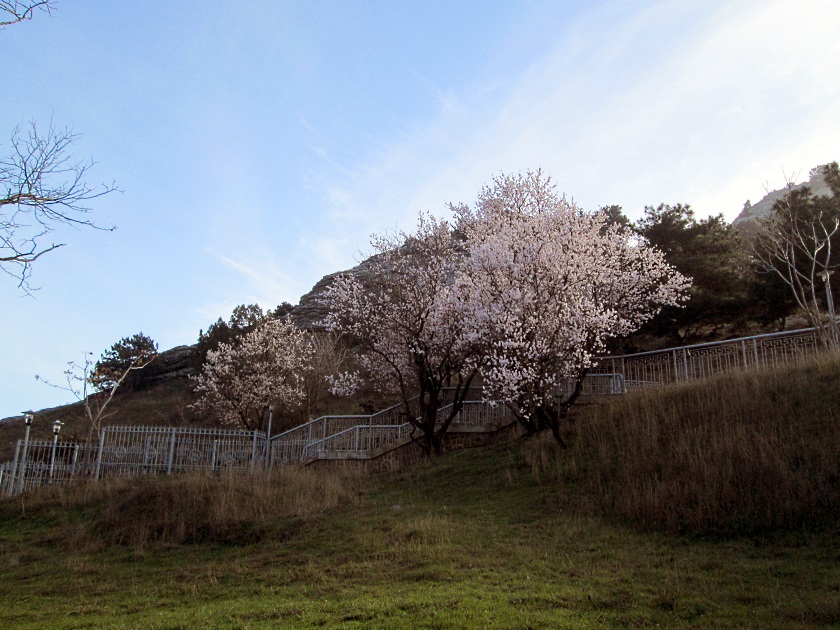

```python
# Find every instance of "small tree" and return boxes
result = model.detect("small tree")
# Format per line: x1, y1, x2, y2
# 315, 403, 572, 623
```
455, 171, 689, 445
89, 332, 158, 391
323, 214, 480, 455
36, 347, 156, 473
752, 163, 840, 348
297, 332, 351, 423
191, 319, 313, 431
195, 302, 293, 367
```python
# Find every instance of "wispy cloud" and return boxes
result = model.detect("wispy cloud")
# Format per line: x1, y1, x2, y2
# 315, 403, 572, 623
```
307, 0, 840, 228
216, 249, 301, 305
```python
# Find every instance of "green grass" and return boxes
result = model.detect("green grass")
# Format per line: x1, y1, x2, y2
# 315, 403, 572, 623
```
1, 441, 839, 628
2, 354, 839, 628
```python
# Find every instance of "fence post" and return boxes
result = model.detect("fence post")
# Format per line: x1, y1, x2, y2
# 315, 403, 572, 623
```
6, 441, 20, 497
211, 439, 217, 471
17, 419, 32, 495
166, 427, 176, 475
250, 430, 258, 471
752, 338, 760, 365
94, 429, 106, 480
70, 444, 79, 477
672, 350, 680, 383
355, 426, 360, 451
264, 405, 274, 466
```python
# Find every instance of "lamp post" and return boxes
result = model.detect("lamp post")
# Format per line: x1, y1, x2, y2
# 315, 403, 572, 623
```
17, 413, 34, 494
818, 270, 838, 347
49, 420, 63, 480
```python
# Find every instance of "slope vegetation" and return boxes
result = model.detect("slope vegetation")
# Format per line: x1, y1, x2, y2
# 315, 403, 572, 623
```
0, 354, 838, 627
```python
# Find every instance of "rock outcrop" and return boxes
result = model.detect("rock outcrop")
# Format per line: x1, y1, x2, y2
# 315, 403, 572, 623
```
147, 345, 198, 382
733, 164, 835, 226
289, 258, 377, 331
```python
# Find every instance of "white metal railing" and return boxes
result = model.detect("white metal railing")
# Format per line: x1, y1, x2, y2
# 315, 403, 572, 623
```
95, 425, 266, 479
1, 440, 96, 497
586, 326, 825, 392
269, 387, 485, 464
301, 423, 412, 459
2, 327, 834, 496
292, 399, 516, 461
2, 425, 268, 498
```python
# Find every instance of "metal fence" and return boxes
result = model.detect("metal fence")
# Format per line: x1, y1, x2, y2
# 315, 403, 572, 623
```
95, 425, 267, 479
447, 400, 518, 426
2, 425, 267, 498
285, 399, 518, 462
2, 439, 97, 496
2, 327, 833, 497
269, 387, 487, 464
587, 327, 824, 392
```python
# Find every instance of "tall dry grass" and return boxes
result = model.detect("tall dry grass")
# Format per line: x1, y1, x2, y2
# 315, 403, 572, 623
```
526, 353, 840, 535
16, 467, 361, 549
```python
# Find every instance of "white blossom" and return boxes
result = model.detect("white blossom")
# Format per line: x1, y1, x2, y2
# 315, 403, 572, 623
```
454, 170, 689, 441
191, 319, 314, 431
322, 213, 480, 454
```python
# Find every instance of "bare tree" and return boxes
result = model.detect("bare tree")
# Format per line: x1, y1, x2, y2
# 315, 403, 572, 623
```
1, 120, 117, 290
752, 164, 840, 348
36, 347, 157, 473
2, 3, 115, 291
0, 1, 53, 27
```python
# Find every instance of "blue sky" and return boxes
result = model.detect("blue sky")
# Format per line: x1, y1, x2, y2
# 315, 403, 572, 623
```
2, 0, 839, 420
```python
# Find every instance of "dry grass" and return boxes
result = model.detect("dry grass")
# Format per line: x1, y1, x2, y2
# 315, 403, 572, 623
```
15, 466, 362, 550
526, 353, 840, 535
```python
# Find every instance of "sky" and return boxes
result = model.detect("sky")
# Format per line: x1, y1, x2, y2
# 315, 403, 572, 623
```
2, 0, 839, 420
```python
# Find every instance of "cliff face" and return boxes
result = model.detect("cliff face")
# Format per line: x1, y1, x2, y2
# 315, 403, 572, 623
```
148, 345, 198, 382
733, 164, 835, 226
289, 258, 377, 331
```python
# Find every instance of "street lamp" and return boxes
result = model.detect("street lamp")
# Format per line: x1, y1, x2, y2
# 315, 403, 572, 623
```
818, 270, 838, 347
16, 412, 34, 493
49, 420, 63, 480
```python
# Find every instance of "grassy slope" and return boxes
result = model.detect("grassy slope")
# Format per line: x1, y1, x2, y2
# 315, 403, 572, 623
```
1, 450, 838, 627
1, 356, 839, 628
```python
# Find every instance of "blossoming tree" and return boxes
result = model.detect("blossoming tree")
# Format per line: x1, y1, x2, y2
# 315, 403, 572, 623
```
323, 214, 480, 455
191, 319, 313, 431
454, 171, 689, 445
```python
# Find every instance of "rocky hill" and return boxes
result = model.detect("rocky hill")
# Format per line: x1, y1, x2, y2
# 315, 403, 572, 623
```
732, 163, 835, 225
288, 256, 377, 331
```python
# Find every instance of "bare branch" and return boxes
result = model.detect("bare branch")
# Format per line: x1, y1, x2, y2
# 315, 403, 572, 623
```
0, 1, 54, 27
1, 119, 117, 291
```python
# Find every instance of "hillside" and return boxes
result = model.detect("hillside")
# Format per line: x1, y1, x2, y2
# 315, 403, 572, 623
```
1, 354, 838, 627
